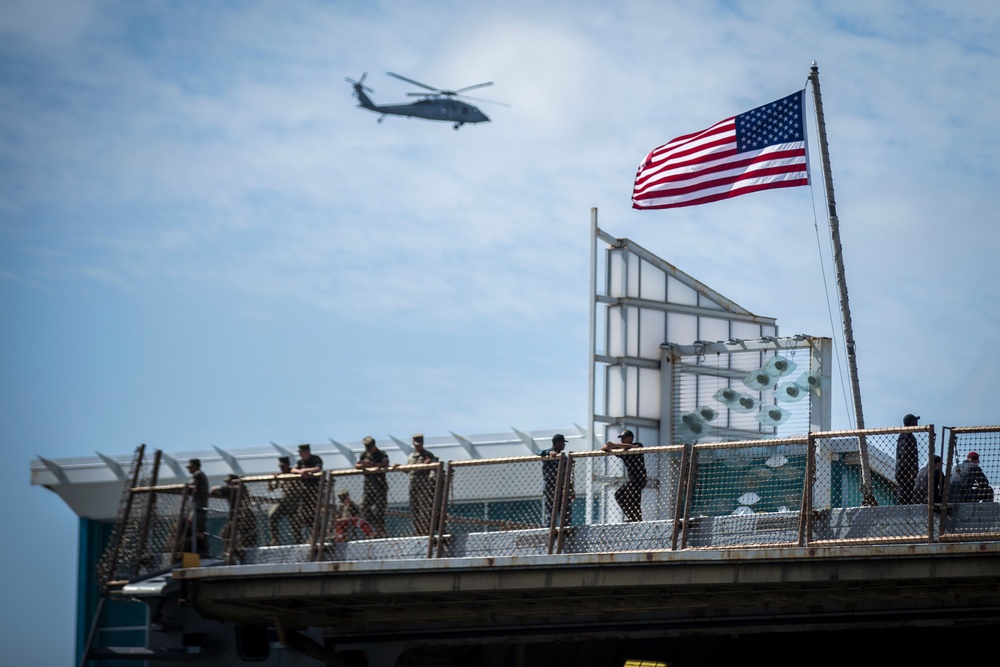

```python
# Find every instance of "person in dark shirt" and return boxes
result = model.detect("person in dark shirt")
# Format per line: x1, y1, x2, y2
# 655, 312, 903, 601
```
602, 429, 647, 522
186, 458, 210, 555
291, 444, 323, 543
913, 455, 944, 504
895, 413, 920, 505
355, 436, 390, 538
539, 434, 567, 526
954, 451, 994, 502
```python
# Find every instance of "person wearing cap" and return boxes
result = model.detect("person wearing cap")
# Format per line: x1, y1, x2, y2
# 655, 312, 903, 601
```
335, 489, 360, 519
292, 443, 323, 478
913, 455, 945, 504
403, 434, 439, 536
210, 473, 240, 501
539, 434, 568, 526
954, 451, 994, 502
602, 429, 647, 522
185, 458, 210, 555
355, 436, 390, 538
290, 444, 324, 543
332, 489, 370, 542
267, 455, 298, 546
895, 414, 920, 505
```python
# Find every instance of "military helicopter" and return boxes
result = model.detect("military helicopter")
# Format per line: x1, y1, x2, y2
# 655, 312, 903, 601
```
346, 72, 508, 130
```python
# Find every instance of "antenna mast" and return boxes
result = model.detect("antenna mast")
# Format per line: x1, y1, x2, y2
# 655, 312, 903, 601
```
809, 62, 876, 505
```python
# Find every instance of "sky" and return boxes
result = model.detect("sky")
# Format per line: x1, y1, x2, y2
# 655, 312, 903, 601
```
3, 0, 999, 663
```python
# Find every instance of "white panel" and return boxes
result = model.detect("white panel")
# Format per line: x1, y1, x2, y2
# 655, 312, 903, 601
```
626, 364, 639, 416
626, 306, 639, 357
607, 305, 624, 357
667, 275, 698, 306
730, 321, 762, 340
627, 251, 640, 297
639, 259, 666, 301
638, 367, 661, 420
608, 249, 626, 298
638, 308, 665, 360
698, 295, 725, 310
606, 364, 624, 417
699, 317, 730, 342
730, 348, 761, 372
666, 312, 697, 345
761, 324, 777, 338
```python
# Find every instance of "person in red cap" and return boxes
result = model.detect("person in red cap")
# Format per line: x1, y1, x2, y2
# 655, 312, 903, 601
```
954, 451, 993, 502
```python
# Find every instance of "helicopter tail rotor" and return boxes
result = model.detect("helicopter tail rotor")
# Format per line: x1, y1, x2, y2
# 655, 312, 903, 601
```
345, 73, 373, 94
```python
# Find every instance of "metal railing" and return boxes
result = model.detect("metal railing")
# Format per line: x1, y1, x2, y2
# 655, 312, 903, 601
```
96, 425, 1000, 587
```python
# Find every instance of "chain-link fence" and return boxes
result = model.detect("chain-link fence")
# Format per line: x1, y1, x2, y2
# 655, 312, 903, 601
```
940, 426, 1000, 541
97, 431, 1000, 576
807, 426, 935, 544
96, 446, 162, 589
561, 446, 684, 554
225, 473, 324, 565
315, 464, 444, 562
680, 438, 807, 549
441, 456, 563, 557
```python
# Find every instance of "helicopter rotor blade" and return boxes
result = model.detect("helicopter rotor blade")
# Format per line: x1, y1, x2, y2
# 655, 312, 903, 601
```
404, 91, 510, 107
455, 94, 511, 108
453, 82, 494, 95
386, 72, 441, 93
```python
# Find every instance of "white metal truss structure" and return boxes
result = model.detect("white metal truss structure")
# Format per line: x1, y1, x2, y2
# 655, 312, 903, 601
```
587, 212, 833, 521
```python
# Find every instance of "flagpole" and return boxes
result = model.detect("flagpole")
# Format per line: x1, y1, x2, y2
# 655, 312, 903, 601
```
808, 62, 877, 506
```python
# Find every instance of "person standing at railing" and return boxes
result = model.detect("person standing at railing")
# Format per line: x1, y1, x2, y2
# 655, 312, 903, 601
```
291, 444, 323, 543
539, 434, 567, 526
602, 429, 647, 522
356, 436, 390, 538
399, 433, 439, 536
895, 413, 920, 505
186, 458, 210, 555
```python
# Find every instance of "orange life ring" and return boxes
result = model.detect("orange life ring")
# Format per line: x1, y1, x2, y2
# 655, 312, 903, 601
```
334, 516, 373, 542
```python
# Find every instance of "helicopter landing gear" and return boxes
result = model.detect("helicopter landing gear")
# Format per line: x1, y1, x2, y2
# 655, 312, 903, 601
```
453, 123, 462, 130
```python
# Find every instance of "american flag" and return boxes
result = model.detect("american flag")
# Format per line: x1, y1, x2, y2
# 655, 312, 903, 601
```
632, 90, 809, 210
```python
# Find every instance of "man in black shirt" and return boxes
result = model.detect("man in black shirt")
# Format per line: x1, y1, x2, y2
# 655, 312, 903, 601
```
895, 413, 920, 504
186, 458, 210, 555
602, 429, 647, 522
539, 434, 567, 526
291, 444, 323, 543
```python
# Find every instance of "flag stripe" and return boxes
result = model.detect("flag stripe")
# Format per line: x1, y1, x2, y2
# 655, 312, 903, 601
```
633, 90, 808, 210
635, 145, 806, 191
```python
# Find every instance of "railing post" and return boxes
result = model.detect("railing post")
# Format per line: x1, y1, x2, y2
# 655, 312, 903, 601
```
555, 457, 576, 555
225, 479, 245, 566
547, 456, 567, 554
426, 462, 445, 559
308, 472, 330, 562
434, 465, 455, 559
680, 447, 699, 550
799, 434, 816, 546
670, 443, 691, 551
